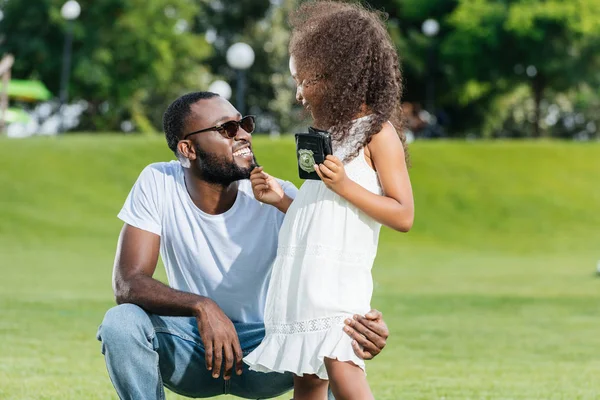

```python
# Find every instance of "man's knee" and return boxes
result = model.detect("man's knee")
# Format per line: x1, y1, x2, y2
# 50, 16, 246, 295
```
98, 303, 153, 347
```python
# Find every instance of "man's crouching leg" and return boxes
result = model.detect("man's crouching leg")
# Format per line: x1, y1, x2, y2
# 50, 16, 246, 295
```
97, 304, 223, 399
97, 304, 167, 400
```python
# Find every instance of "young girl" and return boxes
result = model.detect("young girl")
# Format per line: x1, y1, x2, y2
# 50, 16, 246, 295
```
244, 2, 414, 399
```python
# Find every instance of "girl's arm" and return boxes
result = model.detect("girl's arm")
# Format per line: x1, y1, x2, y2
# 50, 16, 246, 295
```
315, 123, 414, 232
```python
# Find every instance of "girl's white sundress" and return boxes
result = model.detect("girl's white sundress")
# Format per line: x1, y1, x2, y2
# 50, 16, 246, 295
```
244, 117, 382, 379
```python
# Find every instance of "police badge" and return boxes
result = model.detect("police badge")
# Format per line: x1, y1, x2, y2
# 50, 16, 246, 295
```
298, 149, 316, 173
294, 127, 332, 180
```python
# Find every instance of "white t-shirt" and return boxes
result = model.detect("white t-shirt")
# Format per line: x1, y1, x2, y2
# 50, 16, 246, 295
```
118, 161, 298, 323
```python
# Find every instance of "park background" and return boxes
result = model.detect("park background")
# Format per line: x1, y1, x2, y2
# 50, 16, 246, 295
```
1, 0, 599, 399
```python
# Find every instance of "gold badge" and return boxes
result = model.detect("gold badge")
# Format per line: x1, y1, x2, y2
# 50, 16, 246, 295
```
298, 149, 316, 173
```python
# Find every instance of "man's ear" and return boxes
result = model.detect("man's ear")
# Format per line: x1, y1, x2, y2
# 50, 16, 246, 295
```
177, 140, 197, 161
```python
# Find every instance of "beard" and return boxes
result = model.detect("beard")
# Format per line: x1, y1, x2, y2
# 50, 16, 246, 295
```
195, 145, 259, 185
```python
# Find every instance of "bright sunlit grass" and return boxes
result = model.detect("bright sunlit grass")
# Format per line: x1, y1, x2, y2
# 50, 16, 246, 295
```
0, 135, 599, 399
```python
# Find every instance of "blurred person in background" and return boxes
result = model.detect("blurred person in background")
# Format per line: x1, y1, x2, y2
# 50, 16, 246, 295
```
403, 101, 446, 140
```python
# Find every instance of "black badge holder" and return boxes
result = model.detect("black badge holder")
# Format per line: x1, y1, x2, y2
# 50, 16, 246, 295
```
294, 127, 333, 180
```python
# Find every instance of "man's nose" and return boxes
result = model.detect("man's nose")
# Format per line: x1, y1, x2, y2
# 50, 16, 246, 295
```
296, 86, 303, 103
235, 125, 252, 141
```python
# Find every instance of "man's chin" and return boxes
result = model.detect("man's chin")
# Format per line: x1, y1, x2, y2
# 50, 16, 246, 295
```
235, 157, 259, 173
238, 166, 256, 181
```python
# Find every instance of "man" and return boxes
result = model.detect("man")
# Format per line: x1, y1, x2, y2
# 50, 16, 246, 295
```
97, 92, 390, 399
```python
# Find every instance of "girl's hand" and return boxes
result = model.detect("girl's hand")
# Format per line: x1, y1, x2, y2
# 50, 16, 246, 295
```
250, 167, 284, 206
314, 155, 350, 196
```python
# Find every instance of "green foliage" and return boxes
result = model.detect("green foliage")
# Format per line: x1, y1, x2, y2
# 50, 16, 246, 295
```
249, 2, 306, 133
443, 0, 600, 136
194, 0, 284, 130
0, 136, 599, 399
365, 0, 600, 137
2, 0, 600, 137
0, 0, 213, 131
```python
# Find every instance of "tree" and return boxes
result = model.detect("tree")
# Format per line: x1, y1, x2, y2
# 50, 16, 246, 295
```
193, 0, 297, 133
0, 0, 212, 132
351, 0, 600, 138
443, 0, 600, 137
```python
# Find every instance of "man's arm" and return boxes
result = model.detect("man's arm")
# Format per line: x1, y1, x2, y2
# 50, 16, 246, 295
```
113, 223, 244, 379
343, 310, 389, 360
113, 223, 200, 315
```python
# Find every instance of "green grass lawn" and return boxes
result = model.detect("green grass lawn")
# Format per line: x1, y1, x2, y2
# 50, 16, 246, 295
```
0, 135, 599, 399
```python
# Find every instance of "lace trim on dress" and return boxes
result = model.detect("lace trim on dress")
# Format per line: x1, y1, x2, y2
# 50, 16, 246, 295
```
266, 315, 348, 335
332, 116, 372, 162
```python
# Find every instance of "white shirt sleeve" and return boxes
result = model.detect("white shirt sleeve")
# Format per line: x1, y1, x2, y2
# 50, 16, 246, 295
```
117, 164, 163, 236
278, 179, 299, 200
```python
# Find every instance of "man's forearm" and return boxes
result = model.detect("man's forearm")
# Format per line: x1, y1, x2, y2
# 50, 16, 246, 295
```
116, 274, 207, 317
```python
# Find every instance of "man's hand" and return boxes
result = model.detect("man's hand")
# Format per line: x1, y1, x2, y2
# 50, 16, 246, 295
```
195, 298, 243, 380
343, 309, 389, 360
314, 155, 351, 196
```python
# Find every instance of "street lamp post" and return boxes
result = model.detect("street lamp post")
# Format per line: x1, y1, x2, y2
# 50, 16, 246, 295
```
421, 18, 439, 113
226, 42, 255, 115
208, 80, 232, 100
59, 0, 80, 131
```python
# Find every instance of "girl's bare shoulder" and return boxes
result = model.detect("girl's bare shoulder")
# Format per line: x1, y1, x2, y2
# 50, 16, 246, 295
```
369, 121, 403, 153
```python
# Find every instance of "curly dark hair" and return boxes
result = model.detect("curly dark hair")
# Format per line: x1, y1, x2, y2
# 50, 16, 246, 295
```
163, 92, 219, 155
289, 1, 408, 164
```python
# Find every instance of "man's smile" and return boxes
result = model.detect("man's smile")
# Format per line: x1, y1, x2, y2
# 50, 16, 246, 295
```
233, 146, 253, 158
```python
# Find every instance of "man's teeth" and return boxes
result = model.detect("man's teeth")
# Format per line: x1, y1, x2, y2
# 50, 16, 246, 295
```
233, 148, 252, 156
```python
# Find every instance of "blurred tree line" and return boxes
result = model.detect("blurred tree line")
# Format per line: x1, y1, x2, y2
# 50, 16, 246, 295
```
1, 0, 600, 138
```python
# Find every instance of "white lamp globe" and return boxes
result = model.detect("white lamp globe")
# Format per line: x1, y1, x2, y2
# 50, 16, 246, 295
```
61, 0, 81, 20
208, 80, 232, 100
226, 42, 255, 70
422, 18, 440, 37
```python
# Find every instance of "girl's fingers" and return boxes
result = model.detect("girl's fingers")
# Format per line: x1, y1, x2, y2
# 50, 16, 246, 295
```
250, 176, 267, 185
250, 166, 263, 176
325, 155, 343, 166
318, 163, 335, 178
254, 184, 269, 192
250, 168, 268, 181
323, 159, 339, 172
314, 164, 325, 180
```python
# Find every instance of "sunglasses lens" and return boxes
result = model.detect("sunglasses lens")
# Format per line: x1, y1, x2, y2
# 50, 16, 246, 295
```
219, 116, 255, 138
221, 121, 239, 138
241, 116, 255, 134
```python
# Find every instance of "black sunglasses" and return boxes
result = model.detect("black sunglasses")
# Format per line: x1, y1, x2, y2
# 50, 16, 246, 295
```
183, 115, 255, 140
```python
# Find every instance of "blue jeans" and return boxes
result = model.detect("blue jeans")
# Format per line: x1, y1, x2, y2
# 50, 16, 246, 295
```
97, 304, 335, 399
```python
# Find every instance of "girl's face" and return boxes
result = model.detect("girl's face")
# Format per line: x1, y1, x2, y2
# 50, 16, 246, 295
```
289, 55, 326, 124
